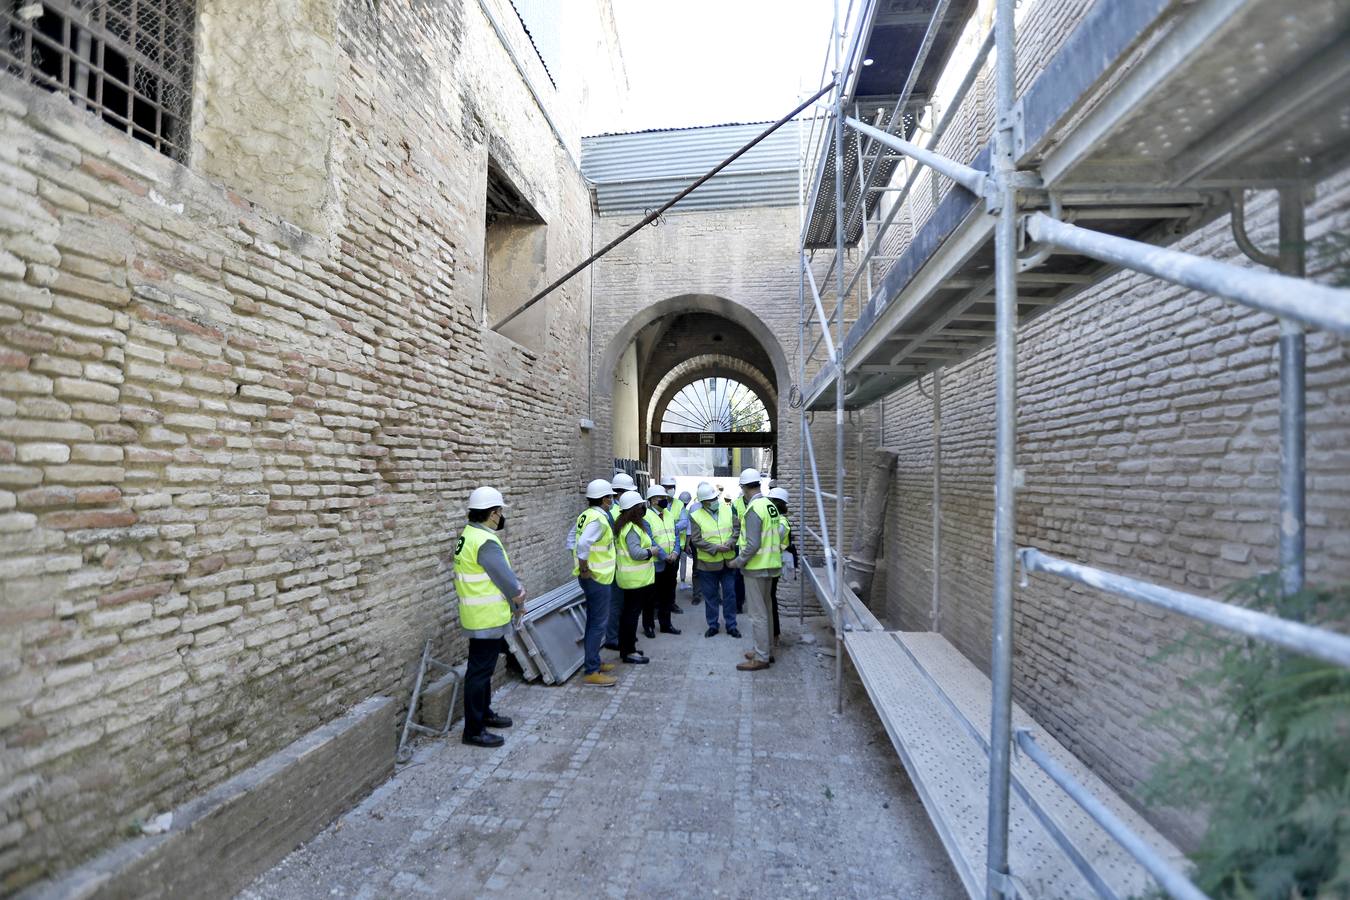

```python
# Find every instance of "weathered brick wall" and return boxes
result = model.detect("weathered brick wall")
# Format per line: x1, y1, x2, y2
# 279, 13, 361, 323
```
0, 0, 608, 889
875, 176, 1350, 843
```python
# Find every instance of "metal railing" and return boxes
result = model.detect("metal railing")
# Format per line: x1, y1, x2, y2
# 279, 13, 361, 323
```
795, 0, 1350, 897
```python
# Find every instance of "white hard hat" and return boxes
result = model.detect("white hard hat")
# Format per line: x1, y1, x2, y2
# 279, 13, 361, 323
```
617, 490, 645, 511
645, 485, 667, 500
467, 486, 505, 511
612, 472, 637, 492
768, 487, 789, 503
661, 476, 676, 487
585, 479, 613, 500
696, 482, 718, 502
738, 467, 762, 486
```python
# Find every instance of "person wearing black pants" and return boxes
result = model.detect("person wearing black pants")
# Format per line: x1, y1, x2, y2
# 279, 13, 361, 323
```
464, 636, 508, 742
647, 563, 678, 635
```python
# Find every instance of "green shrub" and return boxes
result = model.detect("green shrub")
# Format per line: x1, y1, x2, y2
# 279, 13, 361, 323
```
1147, 576, 1350, 898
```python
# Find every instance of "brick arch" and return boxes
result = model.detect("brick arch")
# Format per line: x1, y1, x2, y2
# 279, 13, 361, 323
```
645, 354, 777, 447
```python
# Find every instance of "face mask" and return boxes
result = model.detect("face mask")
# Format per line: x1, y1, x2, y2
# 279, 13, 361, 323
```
494, 514, 507, 532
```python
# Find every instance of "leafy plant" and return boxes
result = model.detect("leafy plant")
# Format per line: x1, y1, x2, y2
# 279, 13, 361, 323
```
1146, 576, 1350, 898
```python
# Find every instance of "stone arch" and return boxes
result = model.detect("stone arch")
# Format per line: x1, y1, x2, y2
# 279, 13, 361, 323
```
645, 353, 778, 445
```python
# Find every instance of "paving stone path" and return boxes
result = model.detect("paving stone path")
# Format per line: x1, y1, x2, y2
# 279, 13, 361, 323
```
241, 606, 963, 899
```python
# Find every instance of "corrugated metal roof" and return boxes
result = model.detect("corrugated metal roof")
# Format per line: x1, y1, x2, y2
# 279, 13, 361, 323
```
580, 122, 805, 215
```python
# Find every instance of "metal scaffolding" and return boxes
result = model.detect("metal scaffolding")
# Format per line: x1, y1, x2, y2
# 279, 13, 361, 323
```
795, 0, 1350, 897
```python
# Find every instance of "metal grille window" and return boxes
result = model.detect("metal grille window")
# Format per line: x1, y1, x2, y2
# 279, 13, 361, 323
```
3, 1, 197, 161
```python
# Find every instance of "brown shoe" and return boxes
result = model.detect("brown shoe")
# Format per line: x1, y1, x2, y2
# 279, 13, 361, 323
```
744, 651, 774, 662
600, 662, 617, 672
583, 673, 618, 686
736, 659, 771, 671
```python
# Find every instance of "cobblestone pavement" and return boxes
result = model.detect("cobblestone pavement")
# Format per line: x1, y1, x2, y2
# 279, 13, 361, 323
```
240, 609, 963, 899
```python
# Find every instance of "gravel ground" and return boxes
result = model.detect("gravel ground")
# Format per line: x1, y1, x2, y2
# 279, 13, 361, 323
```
239, 606, 963, 899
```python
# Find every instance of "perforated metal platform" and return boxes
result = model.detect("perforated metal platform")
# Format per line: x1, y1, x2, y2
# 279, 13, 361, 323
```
845, 631, 1186, 899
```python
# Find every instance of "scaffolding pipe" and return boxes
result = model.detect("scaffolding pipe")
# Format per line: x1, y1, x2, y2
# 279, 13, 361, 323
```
1024, 213, 1350, 334
832, 0, 848, 715
845, 117, 987, 196
986, 0, 1019, 894
1015, 731, 1208, 900
1018, 549, 1350, 669
493, 80, 837, 331
803, 418, 837, 595
1278, 188, 1306, 597
931, 369, 943, 632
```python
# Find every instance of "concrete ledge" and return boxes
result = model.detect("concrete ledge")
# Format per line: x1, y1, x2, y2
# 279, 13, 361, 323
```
21, 696, 396, 900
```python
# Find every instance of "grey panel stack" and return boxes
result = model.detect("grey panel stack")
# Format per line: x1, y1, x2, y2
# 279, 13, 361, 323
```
504, 582, 588, 685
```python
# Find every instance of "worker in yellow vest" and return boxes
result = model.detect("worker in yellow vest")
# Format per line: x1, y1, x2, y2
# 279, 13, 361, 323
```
615, 490, 662, 664
767, 487, 795, 649
731, 468, 760, 614
643, 485, 682, 638
453, 486, 525, 747
573, 478, 619, 687
689, 481, 739, 638
605, 472, 639, 649
661, 476, 687, 616
728, 473, 782, 671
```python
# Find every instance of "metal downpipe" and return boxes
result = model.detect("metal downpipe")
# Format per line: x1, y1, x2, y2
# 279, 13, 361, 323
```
832, 1, 848, 715
1278, 187, 1306, 598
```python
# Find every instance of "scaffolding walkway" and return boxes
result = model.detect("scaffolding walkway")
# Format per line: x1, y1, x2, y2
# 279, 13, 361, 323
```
796, 0, 1350, 898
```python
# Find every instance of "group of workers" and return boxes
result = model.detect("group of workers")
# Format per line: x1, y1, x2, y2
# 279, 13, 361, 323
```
450, 468, 797, 748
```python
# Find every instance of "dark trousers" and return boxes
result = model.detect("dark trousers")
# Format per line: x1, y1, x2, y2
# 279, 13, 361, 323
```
734, 569, 746, 613
645, 566, 676, 631
464, 637, 505, 737
620, 584, 649, 655
769, 577, 782, 639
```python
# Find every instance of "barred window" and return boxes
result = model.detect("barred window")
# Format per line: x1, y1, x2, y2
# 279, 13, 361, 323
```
3, 1, 197, 161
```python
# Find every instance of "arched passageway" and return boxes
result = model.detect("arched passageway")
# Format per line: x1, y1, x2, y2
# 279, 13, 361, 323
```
597, 295, 789, 484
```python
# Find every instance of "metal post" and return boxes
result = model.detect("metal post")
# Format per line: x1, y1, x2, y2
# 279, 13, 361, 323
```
986, 0, 1018, 895
800, 253, 809, 628
1277, 187, 1306, 598
832, 0, 848, 716
931, 368, 942, 632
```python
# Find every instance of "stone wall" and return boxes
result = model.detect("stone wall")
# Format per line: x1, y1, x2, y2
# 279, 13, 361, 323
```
875, 176, 1350, 843
0, 0, 614, 890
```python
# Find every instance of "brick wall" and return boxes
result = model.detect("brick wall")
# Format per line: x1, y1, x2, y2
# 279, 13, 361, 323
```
0, 0, 611, 889
875, 175, 1350, 843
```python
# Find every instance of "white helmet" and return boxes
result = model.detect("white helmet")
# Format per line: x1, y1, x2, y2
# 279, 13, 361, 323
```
645, 485, 668, 500
768, 487, 789, 503
612, 472, 637, 492
617, 490, 645, 511
467, 486, 505, 511
585, 479, 613, 500
696, 482, 718, 502
661, 476, 676, 488
738, 467, 762, 486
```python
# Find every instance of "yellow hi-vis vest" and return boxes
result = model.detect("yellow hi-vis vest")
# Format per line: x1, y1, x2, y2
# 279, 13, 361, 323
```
571, 507, 616, 585
616, 522, 655, 589
779, 514, 791, 551
734, 494, 752, 553
669, 498, 686, 523
744, 497, 784, 572
454, 525, 512, 630
644, 507, 676, 555
691, 503, 734, 564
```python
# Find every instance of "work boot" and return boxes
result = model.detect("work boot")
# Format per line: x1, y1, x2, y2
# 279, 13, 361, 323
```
643, 627, 656, 639
463, 731, 505, 748
660, 626, 682, 635
744, 651, 775, 662
736, 659, 771, 672
583, 672, 618, 687
483, 713, 512, 729
704, 626, 719, 638
727, 628, 742, 638
600, 662, 617, 672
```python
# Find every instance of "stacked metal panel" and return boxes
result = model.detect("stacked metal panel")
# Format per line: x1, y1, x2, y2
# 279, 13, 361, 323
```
503, 582, 588, 685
